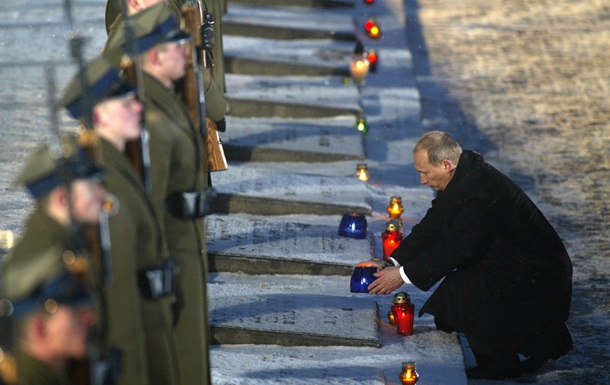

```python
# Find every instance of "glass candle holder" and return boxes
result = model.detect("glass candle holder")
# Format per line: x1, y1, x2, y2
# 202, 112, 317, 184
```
391, 292, 414, 336
387, 196, 404, 219
400, 361, 419, 385
338, 212, 367, 239
355, 163, 369, 181
350, 266, 378, 293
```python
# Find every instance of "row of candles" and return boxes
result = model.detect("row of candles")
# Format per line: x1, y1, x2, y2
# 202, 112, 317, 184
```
350, 5, 418, 383
339, 192, 412, 323
349, 15, 380, 134
339, 192, 417, 383
349, 169, 407, 260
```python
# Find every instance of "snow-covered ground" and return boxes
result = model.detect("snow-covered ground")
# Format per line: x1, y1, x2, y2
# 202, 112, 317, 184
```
1, 0, 606, 384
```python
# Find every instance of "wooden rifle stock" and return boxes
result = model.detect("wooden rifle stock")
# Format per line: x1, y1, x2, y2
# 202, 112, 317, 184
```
181, 1, 228, 172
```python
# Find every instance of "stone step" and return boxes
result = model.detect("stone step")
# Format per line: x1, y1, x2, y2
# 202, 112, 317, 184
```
225, 74, 362, 118
228, 0, 354, 9
209, 273, 381, 347
224, 36, 354, 76
222, 4, 356, 41
222, 116, 364, 163
210, 164, 372, 216
206, 213, 374, 275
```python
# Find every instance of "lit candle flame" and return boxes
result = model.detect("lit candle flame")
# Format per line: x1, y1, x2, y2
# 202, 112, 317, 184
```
356, 164, 369, 181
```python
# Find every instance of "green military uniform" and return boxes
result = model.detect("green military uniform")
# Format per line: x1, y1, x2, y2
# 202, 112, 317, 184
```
0, 142, 103, 385
103, 7, 213, 384
143, 72, 212, 385
57, 55, 180, 385
103, 0, 228, 123
5, 209, 74, 294
12, 352, 67, 385
99, 138, 179, 385
2, 139, 103, 306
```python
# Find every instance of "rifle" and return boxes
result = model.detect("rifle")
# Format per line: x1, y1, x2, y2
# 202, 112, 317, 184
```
61, 1, 120, 384
120, 0, 153, 193
181, 0, 228, 173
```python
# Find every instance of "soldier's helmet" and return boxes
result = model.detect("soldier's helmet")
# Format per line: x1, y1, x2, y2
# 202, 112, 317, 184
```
13, 138, 105, 199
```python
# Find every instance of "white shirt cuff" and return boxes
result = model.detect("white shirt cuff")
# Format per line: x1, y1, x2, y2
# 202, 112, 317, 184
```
388, 258, 411, 284
399, 267, 412, 284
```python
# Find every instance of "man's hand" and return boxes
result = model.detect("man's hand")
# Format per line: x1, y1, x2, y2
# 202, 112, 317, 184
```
368, 266, 404, 294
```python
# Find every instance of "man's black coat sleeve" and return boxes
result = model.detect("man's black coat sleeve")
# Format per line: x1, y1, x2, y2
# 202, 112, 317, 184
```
391, 191, 502, 291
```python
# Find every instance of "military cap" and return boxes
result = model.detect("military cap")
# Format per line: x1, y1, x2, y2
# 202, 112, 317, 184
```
1, 261, 91, 318
104, 2, 191, 58
104, 0, 122, 34
13, 138, 104, 199
57, 54, 136, 120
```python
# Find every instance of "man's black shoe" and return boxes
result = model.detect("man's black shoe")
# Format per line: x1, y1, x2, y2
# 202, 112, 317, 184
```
466, 355, 522, 380
520, 321, 573, 373
521, 355, 548, 373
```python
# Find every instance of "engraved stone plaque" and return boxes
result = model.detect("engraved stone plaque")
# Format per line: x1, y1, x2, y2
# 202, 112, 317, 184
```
224, 36, 355, 76
206, 214, 374, 274
223, 116, 364, 162
223, 4, 356, 40
212, 165, 372, 216
225, 74, 362, 118
209, 273, 381, 347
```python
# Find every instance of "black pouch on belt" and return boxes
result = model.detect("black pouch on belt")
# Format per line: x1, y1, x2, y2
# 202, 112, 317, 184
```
137, 259, 180, 300
165, 190, 212, 219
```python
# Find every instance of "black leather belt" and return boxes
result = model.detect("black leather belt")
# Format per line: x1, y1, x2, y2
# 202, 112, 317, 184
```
137, 259, 180, 300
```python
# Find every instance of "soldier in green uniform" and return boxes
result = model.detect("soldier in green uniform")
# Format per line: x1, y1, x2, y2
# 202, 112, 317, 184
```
104, 6, 214, 385
57, 55, 180, 385
0, 266, 95, 385
0, 140, 104, 385
103, 0, 229, 131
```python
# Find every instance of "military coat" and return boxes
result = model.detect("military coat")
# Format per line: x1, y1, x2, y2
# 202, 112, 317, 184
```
3, 210, 72, 292
391, 150, 573, 358
142, 73, 211, 385
99, 139, 179, 385
14, 352, 67, 385
103, 1, 228, 123
1, 212, 73, 385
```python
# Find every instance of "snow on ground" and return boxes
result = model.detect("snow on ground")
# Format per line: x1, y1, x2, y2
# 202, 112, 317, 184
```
2, 0, 602, 384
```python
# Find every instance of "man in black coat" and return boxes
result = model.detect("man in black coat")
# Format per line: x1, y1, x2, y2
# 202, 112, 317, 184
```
368, 131, 573, 380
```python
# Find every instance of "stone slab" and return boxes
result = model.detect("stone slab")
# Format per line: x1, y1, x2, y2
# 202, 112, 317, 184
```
224, 36, 354, 76
205, 214, 374, 275
228, 0, 354, 8
210, 164, 372, 216
209, 273, 381, 347
225, 74, 362, 118
223, 4, 356, 41
223, 116, 364, 162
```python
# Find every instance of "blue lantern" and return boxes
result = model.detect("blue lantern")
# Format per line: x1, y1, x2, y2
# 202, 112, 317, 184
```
338, 212, 367, 239
350, 266, 378, 293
